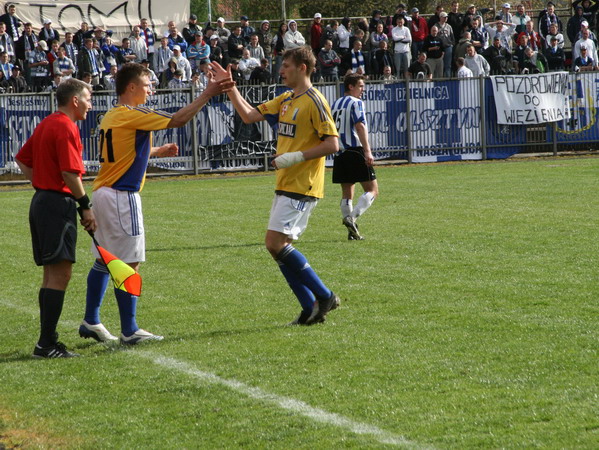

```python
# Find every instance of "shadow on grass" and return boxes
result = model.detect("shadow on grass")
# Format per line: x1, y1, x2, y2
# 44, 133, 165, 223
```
0, 341, 124, 363
169, 324, 287, 341
147, 242, 264, 252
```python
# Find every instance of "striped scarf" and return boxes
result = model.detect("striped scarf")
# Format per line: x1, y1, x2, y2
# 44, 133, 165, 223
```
351, 51, 365, 73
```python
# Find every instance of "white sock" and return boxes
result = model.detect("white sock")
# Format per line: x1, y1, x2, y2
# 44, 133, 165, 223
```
340, 198, 353, 218
352, 192, 375, 219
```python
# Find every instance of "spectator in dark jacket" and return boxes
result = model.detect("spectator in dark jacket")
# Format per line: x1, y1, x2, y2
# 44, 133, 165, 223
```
38, 19, 60, 46
371, 40, 396, 76
249, 58, 271, 83
182, 14, 202, 44
8, 64, 27, 91
0, 4, 22, 43
544, 36, 565, 70
572, 0, 599, 31
228, 25, 245, 60
369, 10, 384, 33
317, 39, 341, 80
567, 6, 587, 44
483, 36, 512, 73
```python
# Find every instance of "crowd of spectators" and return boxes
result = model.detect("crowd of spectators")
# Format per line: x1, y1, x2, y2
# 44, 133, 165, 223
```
0, 0, 598, 93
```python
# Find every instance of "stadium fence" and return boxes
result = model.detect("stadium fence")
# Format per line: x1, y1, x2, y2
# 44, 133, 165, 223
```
1, 73, 598, 175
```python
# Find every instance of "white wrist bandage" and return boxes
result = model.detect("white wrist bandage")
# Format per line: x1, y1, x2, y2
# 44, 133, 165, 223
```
274, 151, 305, 169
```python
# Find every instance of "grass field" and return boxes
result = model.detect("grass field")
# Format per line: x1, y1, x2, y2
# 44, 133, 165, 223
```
1, 157, 598, 449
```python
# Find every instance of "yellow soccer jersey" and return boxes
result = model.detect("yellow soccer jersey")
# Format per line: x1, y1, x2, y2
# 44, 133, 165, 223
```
258, 87, 338, 198
93, 105, 173, 192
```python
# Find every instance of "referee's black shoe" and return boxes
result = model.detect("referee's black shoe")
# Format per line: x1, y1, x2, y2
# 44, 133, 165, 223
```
33, 342, 80, 358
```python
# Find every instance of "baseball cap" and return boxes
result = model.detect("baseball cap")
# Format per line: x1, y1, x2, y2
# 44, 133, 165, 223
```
581, 45, 587, 49
581, 20, 589, 27
174, 69, 183, 76
314, 13, 322, 19
411, 7, 419, 13
43, 18, 52, 25
12, 64, 21, 70
397, 3, 406, 8
38, 41, 48, 50
262, 20, 270, 25
190, 14, 197, 20
195, 30, 203, 35
493, 36, 500, 40
240, 15, 249, 21
173, 45, 181, 51
468, 4, 476, 8
503, 2, 510, 8
217, 17, 225, 23
440, 12, 448, 17
210, 34, 218, 40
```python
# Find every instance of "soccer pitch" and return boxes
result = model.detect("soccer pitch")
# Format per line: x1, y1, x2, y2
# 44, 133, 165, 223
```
1, 158, 598, 448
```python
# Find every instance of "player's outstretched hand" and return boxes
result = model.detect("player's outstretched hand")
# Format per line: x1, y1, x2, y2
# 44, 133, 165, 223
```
157, 143, 179, 157
204, 69, 235, 97
208, 61, 231, 82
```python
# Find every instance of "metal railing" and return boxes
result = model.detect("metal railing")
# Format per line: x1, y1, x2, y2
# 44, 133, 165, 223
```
1, 73, 597, 175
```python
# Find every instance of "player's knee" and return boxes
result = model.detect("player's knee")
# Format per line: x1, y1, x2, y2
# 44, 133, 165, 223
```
265, 235, 286, 259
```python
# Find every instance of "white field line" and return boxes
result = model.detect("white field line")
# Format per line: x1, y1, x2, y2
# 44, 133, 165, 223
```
1, 299, 426, 449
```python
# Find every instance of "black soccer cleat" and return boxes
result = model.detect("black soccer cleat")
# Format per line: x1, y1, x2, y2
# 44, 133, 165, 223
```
343, 216, 364, 240
33, 342, 80, 359
306, 292, 341, 325
287, 310, 312, 326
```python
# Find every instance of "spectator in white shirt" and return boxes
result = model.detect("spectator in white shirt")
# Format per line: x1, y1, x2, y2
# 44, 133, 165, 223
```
391, 15, 412, 78
238, 48, 260, 80
172, 45, 191, 81
464, 43, 490, 76
129, 25, 148, 62
573, 28, 599, 68
283, 20, 306, 50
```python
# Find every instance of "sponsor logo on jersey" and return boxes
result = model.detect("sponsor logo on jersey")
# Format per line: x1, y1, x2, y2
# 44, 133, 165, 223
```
279, 121, 296, 137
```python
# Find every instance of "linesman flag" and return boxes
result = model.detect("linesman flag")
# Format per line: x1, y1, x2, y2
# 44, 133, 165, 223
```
93, 238, 142, 296
79, 206, 142, 296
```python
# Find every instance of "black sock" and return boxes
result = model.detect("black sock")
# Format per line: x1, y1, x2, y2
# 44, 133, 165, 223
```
38, 287, 47, 327
38, 288, 65, 348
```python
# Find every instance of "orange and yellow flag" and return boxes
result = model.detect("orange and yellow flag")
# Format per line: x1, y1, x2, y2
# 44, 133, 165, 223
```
96, 244, 142, 296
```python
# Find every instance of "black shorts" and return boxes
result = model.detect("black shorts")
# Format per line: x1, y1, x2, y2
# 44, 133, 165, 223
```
332, 148, 377, 184
29, 190, 78, 266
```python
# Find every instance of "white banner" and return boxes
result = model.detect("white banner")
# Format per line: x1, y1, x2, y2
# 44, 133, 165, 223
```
491, 72, 571, 125
0, 1, 189, 40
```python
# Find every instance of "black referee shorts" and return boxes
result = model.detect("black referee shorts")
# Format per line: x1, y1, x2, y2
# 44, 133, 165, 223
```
29, 190, 78, 266
332, 147, 377, 184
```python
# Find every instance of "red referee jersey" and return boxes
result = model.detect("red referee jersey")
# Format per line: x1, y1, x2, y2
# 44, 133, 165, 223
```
16, 111, 85, 194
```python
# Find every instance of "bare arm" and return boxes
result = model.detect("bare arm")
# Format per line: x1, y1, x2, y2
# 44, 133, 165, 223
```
226, 85, 264, 123
61, 171, 96, 232
150, 143, 178, 157
301, 134, 339, 160
16, 160, 33, 182
167, 75, 234, 128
